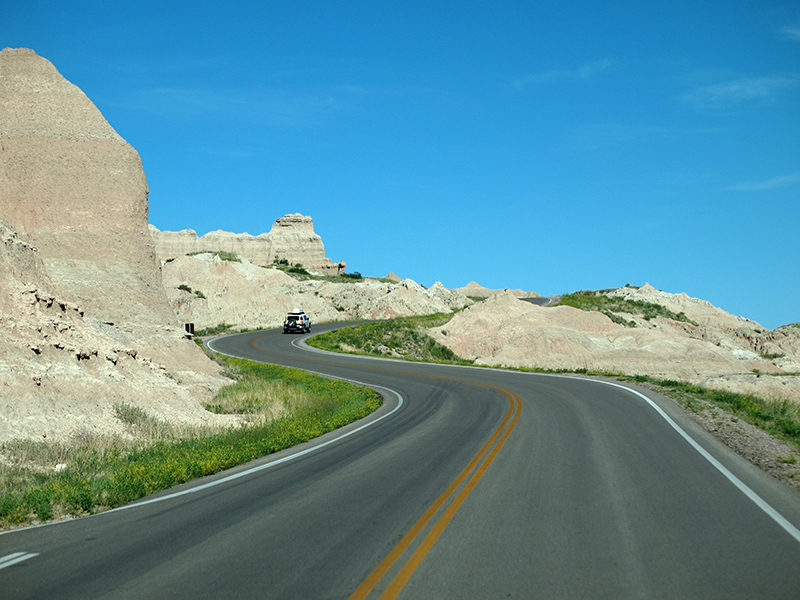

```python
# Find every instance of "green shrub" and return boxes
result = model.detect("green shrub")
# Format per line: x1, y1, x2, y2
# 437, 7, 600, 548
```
557, 290, 698, 326
195, 323, 235, 336
288, 264, 309, 275
307, 314, 472, 364
0, 357, 381, 528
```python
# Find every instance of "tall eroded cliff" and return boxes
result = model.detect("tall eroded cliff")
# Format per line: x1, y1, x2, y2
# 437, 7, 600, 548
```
0, 48, 227, 441
150, 213, 346, 275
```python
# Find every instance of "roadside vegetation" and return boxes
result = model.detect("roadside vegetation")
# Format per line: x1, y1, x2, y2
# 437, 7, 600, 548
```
615, 374, 800, 452
307, 313, 472, 364
186, 250, 241, 262
309, 319, 800, 460
556, 289, 698, 327
266, 257, 372, 283
0, 356, 381, 529
194, 323, 238, 337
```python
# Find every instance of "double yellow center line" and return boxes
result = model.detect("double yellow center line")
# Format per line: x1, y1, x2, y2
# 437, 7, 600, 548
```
349, 382, 522, 600
242, 332, 523, 599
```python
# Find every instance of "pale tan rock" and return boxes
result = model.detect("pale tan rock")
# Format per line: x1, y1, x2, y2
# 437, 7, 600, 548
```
161, 256, 472, 330
428, 290, 800, 401
150, 213, 346, 275
454, 281, 541, 298
0, 48, 231, 442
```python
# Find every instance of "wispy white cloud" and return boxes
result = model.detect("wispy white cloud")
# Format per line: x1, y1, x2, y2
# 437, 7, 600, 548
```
682, 75, 799, 106
112, 86, 338, 127
727, 171, 800, 191
513, 59, 613, 89
567, 122, 676, 151
781, 23, 800, 41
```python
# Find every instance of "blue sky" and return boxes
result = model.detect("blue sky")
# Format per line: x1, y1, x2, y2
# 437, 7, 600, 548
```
4, 1, 799, 328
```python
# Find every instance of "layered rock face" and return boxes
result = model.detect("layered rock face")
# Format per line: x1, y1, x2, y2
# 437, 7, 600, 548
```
161, 253, 471, 330
150, 213, 346, 275
0, 48, 227, 441
0, 48, 174, 327
428, 285, 800, 402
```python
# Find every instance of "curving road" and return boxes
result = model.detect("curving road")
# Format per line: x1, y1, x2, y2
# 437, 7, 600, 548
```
2, 323, 800, 599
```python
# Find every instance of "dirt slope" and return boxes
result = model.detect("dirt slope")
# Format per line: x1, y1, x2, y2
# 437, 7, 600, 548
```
428, 286, 800, 402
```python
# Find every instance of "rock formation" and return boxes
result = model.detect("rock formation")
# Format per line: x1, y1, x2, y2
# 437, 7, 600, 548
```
454, 281, 541, 298
0, 48, 228, 441
161, 253, 472, 330
427, 286, 800, 402
150, 213, 346, 275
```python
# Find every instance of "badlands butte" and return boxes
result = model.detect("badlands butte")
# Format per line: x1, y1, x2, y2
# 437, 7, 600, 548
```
2, 47, 800, 456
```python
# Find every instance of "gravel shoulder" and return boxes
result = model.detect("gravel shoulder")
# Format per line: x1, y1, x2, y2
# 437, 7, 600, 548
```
641, 381, 800, 491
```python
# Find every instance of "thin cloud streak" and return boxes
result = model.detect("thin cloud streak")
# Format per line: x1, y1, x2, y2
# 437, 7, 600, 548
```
110, 86, 339, 127
727, 171, 800, 191
781, 24, 800, 41
513, 59, 613, 89
683, 75, 799, 105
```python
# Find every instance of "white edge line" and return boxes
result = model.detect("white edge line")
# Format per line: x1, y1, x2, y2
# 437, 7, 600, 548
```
293, 335, 800, 545
0, 334, 403, 535
593, 378, 800, 545
105, 380, 403, 513
0, 552, 39, 570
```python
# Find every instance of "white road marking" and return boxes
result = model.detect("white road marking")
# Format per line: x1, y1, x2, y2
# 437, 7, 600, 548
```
596, 378, 800, 545
297, 330, 800, 546
0, 552, 39, 570
109, 381, 403, 513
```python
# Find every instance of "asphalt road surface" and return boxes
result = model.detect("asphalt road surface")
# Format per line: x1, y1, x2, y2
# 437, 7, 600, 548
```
2, 323, 800, 599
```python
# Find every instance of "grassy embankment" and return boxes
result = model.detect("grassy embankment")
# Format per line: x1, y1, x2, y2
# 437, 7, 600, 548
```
0, 355, 381, 529
308, 311, 800, 456
557, 289, 699, 327
306, 313, 472, 364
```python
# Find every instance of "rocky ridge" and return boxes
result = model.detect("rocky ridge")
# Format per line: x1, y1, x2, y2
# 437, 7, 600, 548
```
455, 281, 541, 298
427, 285, 800, 402
161, 253, 472, 329
2, 46, 798, 453
150, 213, 346, 275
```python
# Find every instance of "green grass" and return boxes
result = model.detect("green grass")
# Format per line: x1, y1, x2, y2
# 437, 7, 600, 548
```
0, 357, 381, 528
187, 250, 241, 262
617, 374, 800, 451
556, 290, 699, 326
265, 259, 366, 283
308, 317, 800, 455
194, 323, 237, 336
307, 313, 473, 364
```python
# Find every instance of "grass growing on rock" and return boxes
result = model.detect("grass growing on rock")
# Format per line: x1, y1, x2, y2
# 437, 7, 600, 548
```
617, 374, 800, 451
557, 290, 698, 326
308, 318, 800, 484
187, 250, 240, 262
307, 313, 473, 364
265, 258, 368, 283
0, 357, 381, 529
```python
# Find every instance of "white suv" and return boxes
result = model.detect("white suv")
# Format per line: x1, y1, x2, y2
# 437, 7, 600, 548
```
283, 309, 311, 334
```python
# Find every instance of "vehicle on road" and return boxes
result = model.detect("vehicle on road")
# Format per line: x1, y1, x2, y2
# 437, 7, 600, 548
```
283, 309, 311, 334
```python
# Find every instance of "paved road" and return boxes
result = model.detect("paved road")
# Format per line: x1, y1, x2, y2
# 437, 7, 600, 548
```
518, 295, 560, 306
3, 323, 800, 599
